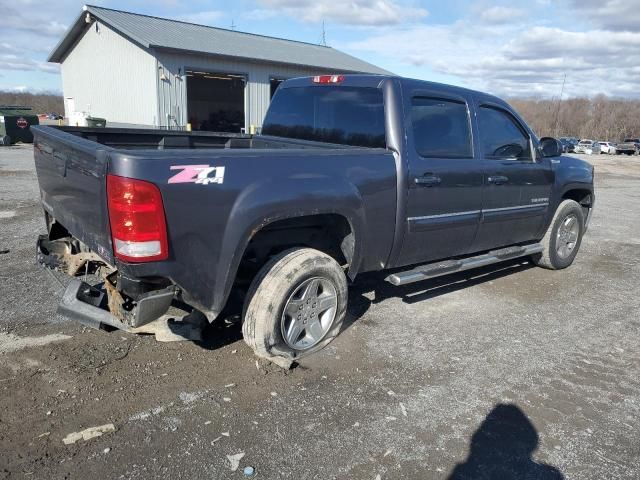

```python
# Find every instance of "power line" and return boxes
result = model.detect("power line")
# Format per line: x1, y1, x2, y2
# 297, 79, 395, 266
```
554, 73, 567, 136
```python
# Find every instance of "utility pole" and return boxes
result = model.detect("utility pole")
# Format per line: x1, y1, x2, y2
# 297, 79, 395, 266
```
554, 73, 566, 137
230, 19, 237, 31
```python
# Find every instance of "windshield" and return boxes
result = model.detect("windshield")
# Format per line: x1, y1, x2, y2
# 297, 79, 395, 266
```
623, 139, 639, 142
262, 86, 386, 148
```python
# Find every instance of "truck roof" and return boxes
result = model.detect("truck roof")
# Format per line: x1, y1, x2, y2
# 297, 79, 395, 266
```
280, 74, 506, 105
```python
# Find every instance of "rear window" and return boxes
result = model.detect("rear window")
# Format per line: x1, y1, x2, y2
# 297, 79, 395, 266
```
411, 97, 472, 158
262, 86, 386, 148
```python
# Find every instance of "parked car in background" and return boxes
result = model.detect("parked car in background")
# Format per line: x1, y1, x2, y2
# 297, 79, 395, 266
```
616, 138, 640, 155
559, 137, 578, 153
575, 139, 601, 155
598, 141, 616, 154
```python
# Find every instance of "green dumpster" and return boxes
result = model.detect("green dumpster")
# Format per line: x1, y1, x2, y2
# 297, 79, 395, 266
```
86, 116, 107, 128
0, 106, 40, 145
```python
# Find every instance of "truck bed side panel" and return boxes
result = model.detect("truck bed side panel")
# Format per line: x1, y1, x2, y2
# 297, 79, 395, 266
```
32, 126, 114, 263
109, 148, 397, 316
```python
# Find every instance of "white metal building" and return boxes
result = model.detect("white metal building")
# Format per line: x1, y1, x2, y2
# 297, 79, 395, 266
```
48, 5, 391, 132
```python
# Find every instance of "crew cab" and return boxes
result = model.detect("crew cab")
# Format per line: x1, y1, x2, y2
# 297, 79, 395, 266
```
32, 75, 594, 364
615, 138, 640, 155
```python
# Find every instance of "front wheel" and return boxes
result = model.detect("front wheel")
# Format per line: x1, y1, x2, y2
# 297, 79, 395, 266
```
533, 199, 585, 270
242, 248, 348, 363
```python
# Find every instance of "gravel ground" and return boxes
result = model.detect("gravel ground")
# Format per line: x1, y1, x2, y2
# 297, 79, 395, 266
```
0, 145, 639, 479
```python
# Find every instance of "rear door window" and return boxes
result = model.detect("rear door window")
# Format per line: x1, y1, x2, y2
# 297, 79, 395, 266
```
411, 97, 472, 158
262, 86, 386, 148
478, 106, 531, 160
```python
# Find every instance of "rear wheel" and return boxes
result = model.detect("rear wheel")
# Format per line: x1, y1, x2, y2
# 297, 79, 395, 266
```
242, 248, 348, 363
533, 199, 585, 270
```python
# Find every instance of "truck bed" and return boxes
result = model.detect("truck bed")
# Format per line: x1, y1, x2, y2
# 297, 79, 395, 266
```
57, 126, 249, 150
52, 126, 357, 151
32, 125, 398, 319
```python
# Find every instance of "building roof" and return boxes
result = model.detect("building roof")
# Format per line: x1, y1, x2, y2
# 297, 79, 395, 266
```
48, 5, 392, 75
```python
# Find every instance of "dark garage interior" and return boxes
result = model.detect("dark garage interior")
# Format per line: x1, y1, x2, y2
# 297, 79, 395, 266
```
186, 70, 245, 132
270, 77, 286, 98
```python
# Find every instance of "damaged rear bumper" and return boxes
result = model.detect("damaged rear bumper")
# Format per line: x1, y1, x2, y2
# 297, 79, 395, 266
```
59, 279, 133, 331
58, 279, 176, 330
38, 234, 177, 331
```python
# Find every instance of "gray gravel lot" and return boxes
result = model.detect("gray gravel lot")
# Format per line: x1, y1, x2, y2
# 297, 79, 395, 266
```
1, 144, 639, 479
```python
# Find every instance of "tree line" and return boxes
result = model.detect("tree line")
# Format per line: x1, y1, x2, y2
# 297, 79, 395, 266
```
2, 91, 639, 142
0, 91, 63, 116
509, 95, 640, 142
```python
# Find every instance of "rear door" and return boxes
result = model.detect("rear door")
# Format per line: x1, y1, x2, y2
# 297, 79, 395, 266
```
395, 91, 483, 267
472, 101, 553, 252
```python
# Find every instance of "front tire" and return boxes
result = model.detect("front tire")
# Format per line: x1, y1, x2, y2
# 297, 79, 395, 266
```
533, 199, 585, 270
242, 248, 348, 362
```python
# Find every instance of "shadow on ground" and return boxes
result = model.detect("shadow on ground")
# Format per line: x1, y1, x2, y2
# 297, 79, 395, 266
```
194, 258, 535, 353
448, 403, 564, 480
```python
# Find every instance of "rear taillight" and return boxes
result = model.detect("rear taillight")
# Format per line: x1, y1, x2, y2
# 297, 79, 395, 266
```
106, 174, 168, 262
312, 75, 344, 84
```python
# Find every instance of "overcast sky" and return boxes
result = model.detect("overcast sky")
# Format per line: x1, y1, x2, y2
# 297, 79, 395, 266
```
1, 0, 639, 98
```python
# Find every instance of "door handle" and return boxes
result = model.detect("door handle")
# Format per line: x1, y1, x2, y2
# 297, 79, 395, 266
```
488, 175, 509, 185
415, 175, 441, 187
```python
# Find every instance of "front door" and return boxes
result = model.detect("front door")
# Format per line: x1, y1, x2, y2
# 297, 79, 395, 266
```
472, 102, 554, 252
396, 94, 484, 267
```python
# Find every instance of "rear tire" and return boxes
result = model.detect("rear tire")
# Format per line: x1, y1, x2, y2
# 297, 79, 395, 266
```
242, 248, 348, 363
533, 199, 585, 270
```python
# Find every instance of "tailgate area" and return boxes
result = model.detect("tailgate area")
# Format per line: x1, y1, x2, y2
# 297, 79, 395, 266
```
33, 126, 114, 264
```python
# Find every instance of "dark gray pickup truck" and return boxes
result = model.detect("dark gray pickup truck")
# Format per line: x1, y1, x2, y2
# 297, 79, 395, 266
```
33, 74, 594, 364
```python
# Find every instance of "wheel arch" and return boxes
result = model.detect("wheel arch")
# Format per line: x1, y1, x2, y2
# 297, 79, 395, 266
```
561, 187, 593, 207
210, 178, 367, 318
561, 186, 594, 227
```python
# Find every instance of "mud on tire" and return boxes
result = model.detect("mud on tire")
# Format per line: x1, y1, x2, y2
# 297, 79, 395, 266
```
242, 248, 348, 362
532, 199, 585, 270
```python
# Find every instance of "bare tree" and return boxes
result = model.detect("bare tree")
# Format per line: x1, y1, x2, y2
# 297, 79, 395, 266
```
2, 90, 638, 141
0, 91, 64, 115
510, 96, 640, 141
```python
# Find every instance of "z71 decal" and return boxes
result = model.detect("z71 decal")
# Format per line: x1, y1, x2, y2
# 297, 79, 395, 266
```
168, 165, 225, 185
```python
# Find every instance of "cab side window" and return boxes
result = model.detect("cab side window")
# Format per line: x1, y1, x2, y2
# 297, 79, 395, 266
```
478, 106, 531, 160
412, 97, 472, 158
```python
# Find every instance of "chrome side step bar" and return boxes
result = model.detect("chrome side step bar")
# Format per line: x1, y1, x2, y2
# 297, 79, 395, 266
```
385, 243, 543, 286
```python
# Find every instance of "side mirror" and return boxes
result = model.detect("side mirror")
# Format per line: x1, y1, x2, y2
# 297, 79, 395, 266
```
539, 137, 563, 157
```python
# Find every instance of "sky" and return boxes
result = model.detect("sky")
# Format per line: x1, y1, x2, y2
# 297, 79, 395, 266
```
1, 0, 639, 98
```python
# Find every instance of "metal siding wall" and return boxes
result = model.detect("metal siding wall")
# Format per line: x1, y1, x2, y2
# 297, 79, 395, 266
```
60, 22, 157, 126
155, 51, 344, 130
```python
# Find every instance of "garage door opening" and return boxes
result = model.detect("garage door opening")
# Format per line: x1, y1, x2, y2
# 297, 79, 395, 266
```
186, 70, 245, 132
270, 77, 287, 99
